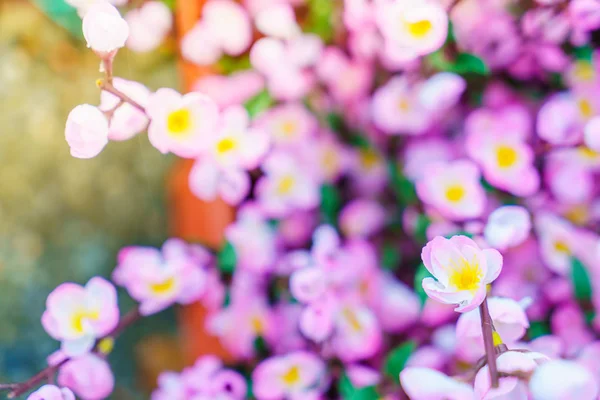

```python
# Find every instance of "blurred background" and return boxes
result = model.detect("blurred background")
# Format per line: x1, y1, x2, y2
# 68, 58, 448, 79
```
0, 0, 184, 396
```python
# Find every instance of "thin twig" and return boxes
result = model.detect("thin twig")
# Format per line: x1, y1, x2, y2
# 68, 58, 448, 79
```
5, 307, 140, 398
480, 297, 499, 388
99, 81, 147, 114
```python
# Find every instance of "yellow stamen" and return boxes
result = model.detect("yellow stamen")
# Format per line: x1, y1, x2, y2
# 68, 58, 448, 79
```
406, 20, 432, 38
579, 146, 599, 159
71, 310, 100, 334
573, 61, 595, 82
277, 175, 295, 195
492, 331, 504, 347
97, 337, 114, 355
282, 365, 301, 386
398, 98, 410, 111
565, 205, 588, 225
445, 185, 465, 203
150, 277, 176, 295
553, 240, 570, 254
167, 108, 192, 136
496, 145, 518, 168
448, 258, 482, 292
251, 316, 264, 334
342, 308, 362, 332
578, 99, 594, 119
216, 137, 237, 154
360, 149, 379, 169
280, 121, 297, 137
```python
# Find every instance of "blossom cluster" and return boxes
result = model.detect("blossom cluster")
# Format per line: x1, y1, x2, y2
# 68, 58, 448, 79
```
7, 0, 600, 399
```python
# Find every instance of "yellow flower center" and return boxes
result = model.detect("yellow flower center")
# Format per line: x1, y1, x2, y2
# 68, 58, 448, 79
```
360, 149, 380, 169
445, 185, 465, 203
167, 108, 192, 136
578, 99, 594, 119
216, 137, 237, 154
280, 121, 298, 137
342, 308, 363, 332
496, 145, 518, 168
71, 310, 100, 334
398, 98, 410, 111
277, 175, 296, 195
322, 149, 339, 171
150, 277, 176, 295
553, 240, 570, 254
564, 205, 588, 225
406, 19, 432, 38
251, 316, 264, 334
573, 61, 595, 82
282, 365, 301, 386
579, 146, 599, 159
448, 258, 483, 292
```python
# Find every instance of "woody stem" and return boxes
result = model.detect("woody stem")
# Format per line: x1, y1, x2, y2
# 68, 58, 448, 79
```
480, 296, 499, 388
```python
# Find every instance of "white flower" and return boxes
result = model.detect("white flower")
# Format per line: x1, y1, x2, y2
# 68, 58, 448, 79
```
65, 104, 109, 159
529, 360, 599, 400
82, 3, 129, 54
484, 206, 532, 250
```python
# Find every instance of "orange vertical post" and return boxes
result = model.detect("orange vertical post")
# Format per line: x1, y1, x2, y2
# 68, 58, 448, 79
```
170, 0, 236, 364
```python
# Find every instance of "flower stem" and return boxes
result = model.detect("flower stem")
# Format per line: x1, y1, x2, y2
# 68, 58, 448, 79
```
98, 81, 147, 114
480, 297, 499, 388
3, 307, 140, 398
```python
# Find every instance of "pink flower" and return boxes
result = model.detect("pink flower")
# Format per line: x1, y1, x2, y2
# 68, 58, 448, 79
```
146, 88, 219, 158
152, 372, 186, 400
27, 385, 75, 400
456, 297, 529, 362
421, 235, 503, 312
188, 105, 269, 205
256, 151, 320, 217
346, 365, 381, 389
57, 353, 115, 400
466, 128, 539, 196
207, 297, 277, 359
484, 206, 532, 250
65, 104, 109, 159
535, 213, 577, 275
193, 71, 265, 109
474, 351, 548, 399
373, 274, 421, 333
250, 35, 322, 100
403, 138, 455, 181
99, 78, 150, 141
317, 47, 373, 104
181, 0, 252, 65
225, 206, 277, 273
537, 92, 585, 145
416, 160, 486, 220
529, 360, 599, 400
255, 103, 318, 148
570, 0, 600, 33
252, 351, 327, 400
125, 1, 172, 52
82, 3, 129, 55
331, 304, 383, 362
339, 199, 386, 238
371, 76, 428, 135
417, 72, 466, 114
254, 3, 301, 39
376, 0, 448, 59
42, 277, 119, 356
112, 239, 208, 315
400, 368, 474, 400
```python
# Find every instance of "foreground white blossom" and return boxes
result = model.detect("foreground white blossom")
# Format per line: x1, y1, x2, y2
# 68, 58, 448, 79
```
400, 367, 474, 400
65, 104, 109, 159
484, 206, 532, 250
82, 3, 129, 54
529, 360, 598, 400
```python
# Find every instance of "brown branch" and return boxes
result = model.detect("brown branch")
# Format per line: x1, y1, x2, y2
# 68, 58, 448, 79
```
4, 307, 140, 398
98, 81, 147, 114
480, 297, 500, 388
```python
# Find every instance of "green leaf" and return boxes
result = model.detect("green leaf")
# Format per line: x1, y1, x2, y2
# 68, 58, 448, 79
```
218, 54, 252, 75
217, 242, 237, 274
413, 214, 431, 243
160, 0, 176, 10
320, 184, 341, 225
451, 53, 490, 76
326, 113, 345, 132
528, 320, 550, 340
304, 0, 336, 42
388, 162, 417, 206
381, 242, 401, 271
338, 374, 380, 400
444, 231, 473, 239
574, 46, 594, 62
414, 263, 432, 307
244, 90, 274, 118
383, 341, 417, 384
32, 0, 82, 38
571, 257, 593, 303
